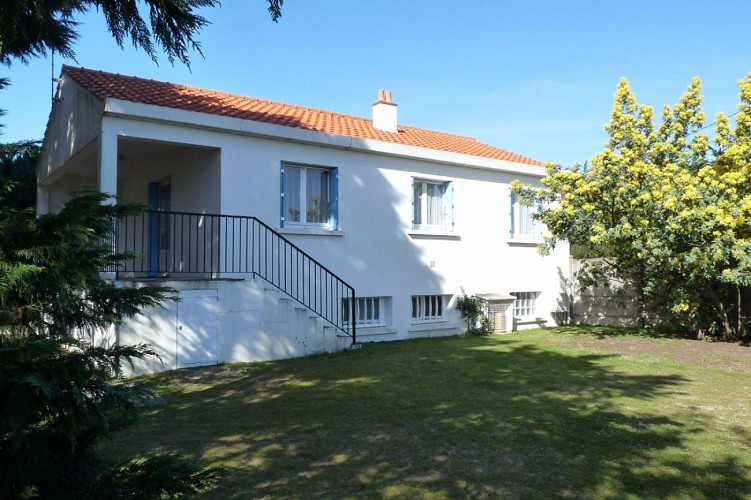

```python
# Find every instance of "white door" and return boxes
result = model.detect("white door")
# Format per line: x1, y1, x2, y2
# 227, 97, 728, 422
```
176, 290, 219, 368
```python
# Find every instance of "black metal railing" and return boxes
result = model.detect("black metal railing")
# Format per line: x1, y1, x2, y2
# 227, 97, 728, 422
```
112, 210, 356, 342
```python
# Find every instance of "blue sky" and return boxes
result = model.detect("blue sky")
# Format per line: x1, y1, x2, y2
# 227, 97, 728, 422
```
3, 0, 751, 167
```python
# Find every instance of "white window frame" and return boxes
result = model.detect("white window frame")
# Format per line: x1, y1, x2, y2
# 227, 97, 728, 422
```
511, 291, 539, 317
343, 297, 387, 328
411, 294, 446, 323
510, 192, 541, 240
281, 163, 338, 229
412, 178, 454, 231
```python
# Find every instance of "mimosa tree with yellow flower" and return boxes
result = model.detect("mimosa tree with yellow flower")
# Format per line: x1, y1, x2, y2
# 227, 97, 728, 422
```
514, 75, 751, 341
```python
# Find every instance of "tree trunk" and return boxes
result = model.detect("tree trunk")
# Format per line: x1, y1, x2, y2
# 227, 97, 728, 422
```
636, 264, 646, 329
737, 285, 743, 341
739, 285, 751, 342
705, 283, 736, 341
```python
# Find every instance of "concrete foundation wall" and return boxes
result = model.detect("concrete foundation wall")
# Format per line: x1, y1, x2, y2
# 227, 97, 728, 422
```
115, 276, 472, 375
117, 277, 352, 375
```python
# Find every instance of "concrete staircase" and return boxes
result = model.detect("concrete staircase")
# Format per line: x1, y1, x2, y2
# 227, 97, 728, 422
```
260, 279, 353, 356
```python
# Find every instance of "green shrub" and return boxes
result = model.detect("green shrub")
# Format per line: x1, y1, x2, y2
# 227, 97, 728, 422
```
455, 290, 492, 336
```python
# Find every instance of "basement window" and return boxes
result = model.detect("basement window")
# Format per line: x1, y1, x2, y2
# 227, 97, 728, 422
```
411, 294, 446, 323
343, 297, 389, 328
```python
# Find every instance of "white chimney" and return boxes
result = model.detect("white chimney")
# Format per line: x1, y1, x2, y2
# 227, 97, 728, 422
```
372, 89, 398, 133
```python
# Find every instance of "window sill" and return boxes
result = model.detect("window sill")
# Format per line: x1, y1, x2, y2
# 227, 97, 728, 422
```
354, 327, 397, 337
278, 226, 344, 237
407, 229, 460, 240
515, 316, 547, 326
506, 236, 542, 245
407, 322, 458, 333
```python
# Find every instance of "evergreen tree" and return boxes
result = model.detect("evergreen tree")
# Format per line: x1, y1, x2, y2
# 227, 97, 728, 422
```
0, 1, 291, 495
0, 191, 222, 497
0, 140, 40, 209
0, 0, 284, 66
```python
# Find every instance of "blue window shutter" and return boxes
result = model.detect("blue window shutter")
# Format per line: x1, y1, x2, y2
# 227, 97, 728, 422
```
510, 191, 516, 237
410, 178, 416, 228
446, 181, 455, 231
330, 168, 339, 230
279, 162, 285, 228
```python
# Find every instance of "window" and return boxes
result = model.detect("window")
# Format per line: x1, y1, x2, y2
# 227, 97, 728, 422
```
343, 297, 387, 328
510, 191, 541, 239
411, 294, 445, 323
511, 291, 539, 317
412, 178, 454, 231
281, 163, 338, 229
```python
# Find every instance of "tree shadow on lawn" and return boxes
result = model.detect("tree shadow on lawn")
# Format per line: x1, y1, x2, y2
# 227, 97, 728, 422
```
554, 324, 700, 340
116, 337, 751, 498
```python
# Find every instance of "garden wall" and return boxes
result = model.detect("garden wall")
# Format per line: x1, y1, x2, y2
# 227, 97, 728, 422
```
570, 259, 668, 327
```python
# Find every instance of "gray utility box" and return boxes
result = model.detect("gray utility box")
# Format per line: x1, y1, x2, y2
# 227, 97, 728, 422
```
477, 293, 516, 333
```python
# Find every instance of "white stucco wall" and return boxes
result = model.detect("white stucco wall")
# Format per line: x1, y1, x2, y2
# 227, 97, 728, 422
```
38, 77, 104, 183
44, 91, 570, 366
98, 111, 569, 342
119, 278, 344, 375
116, 138, 221, 213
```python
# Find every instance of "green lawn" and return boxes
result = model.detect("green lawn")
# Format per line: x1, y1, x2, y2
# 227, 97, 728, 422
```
105, 327, 751, 498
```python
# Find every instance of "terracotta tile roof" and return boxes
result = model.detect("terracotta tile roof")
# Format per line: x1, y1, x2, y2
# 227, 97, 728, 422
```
63, 66, 542, 166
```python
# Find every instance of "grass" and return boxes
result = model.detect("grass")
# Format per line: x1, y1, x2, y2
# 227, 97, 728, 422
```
104, 327, 751, 498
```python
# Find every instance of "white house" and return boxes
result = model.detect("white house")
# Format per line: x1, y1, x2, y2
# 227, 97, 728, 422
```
38, 66, 570, 373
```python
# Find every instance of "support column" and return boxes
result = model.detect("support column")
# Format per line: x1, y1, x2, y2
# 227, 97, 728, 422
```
36, 185, 50, 215
99, 126, 118, 202
99, 127, 118, 280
